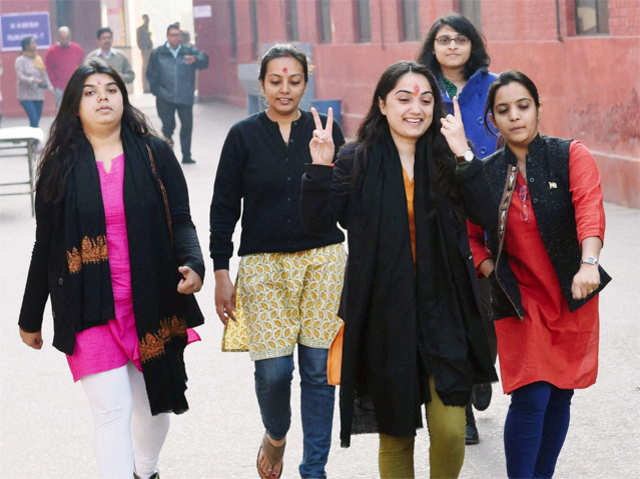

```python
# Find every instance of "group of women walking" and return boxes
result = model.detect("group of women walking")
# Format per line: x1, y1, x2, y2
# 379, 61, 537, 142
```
19, 13, 608, 479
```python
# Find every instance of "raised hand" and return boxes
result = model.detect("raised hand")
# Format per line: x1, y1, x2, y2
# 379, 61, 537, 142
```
309, 107, 335, 166
440, 96, 470, 158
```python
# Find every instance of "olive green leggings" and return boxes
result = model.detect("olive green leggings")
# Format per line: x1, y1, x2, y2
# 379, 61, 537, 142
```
378, 377, 465, 479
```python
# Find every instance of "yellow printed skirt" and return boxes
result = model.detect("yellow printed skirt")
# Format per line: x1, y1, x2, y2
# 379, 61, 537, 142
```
222, 243, 346, 361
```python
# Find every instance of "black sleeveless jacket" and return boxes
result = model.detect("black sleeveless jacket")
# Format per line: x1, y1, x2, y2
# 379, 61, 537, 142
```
478, 135, 611, 320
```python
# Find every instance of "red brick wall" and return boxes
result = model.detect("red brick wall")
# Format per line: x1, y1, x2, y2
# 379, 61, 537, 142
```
194, 0, 640, 207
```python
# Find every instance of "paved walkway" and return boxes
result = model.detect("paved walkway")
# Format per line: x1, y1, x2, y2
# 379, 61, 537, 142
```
1, 98, 638, 478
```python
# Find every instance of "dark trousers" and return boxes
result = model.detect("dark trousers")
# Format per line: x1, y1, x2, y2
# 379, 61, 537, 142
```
504, 382, 574, 479
155, 97, 193, 162
19, 100, 43, 127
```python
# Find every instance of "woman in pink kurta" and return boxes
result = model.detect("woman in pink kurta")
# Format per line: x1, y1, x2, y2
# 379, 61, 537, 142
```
67, 153, 199, 381
466, 71, 609, 478
19, 61, 205, 479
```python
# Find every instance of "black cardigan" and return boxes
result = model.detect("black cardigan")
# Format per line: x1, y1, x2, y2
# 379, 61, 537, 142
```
19, 136, 205, 354
209, 110, 345, 270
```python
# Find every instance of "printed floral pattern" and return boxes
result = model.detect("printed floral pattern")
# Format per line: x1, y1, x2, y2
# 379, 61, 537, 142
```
222, 244, 346, 360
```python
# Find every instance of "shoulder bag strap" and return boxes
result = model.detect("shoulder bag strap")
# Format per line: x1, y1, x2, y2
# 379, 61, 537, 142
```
145, 144, 174, 247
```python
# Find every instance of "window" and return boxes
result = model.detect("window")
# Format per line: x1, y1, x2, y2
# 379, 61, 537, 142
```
355, 0, 371, 43
286, 0, 299, 41
459, 0, 482, 31
575, 0, 609, 34
230, 0, 237, 59
250, 0, 259, 58
401, 0, 420, 41
317, 0, 332, 43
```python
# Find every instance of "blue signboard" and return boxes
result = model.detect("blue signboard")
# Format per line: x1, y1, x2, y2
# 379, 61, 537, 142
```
0, 12, 52, 51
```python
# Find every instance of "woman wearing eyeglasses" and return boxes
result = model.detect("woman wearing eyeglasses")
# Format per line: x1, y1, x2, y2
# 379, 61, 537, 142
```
469, 70, 610, 479
418, 13, 498, 445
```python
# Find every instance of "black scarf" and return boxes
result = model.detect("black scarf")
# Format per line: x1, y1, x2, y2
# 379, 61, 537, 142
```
62, 125, 196, 414
342, 129, 496, 444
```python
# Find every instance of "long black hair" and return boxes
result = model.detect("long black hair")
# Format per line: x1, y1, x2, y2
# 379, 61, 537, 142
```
417, 13, 490, 80
483, 70, 540, 136
37, 59, 155, 202
353, 61, 461, 212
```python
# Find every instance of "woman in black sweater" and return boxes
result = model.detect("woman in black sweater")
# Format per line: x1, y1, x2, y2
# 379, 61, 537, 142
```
209, 44, 345, 479
18, 60, 204, 479
301, 61, 497, 478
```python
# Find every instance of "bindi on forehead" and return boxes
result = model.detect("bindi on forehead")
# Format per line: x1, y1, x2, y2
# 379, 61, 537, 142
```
413, 84, 420, 96
282, 67, 288, 73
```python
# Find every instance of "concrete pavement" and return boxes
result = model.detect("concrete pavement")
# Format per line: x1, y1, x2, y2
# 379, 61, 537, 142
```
1, 97, 639, 478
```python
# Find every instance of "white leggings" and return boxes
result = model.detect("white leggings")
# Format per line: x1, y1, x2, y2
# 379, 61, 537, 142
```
80, 362, 170, 479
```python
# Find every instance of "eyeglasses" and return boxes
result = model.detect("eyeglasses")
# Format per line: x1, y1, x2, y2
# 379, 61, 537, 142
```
435, 35, 470, 46
518, 184, 529, 223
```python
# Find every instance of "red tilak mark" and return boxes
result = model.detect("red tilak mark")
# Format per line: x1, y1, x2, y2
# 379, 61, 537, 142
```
413, 84, 420, 96
283, 67, 288, 73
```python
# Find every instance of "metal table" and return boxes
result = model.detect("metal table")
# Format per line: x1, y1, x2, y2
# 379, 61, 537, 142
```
0, 127, 44, 216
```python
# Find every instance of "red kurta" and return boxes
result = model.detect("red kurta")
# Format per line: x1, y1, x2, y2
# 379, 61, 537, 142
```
468, 141, 605, 394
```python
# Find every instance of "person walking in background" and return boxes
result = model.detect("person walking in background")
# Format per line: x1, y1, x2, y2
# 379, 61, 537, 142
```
15, 36, 53, 128
210, 44, 345, 479
146, 23, 208, 165
301, 60, 497, 479
417, 12, 499, 446
467, 70, 610, 478
44, 26, 85, 108
88, 27, 135, 86
137, 14, 153, 93
18, 60, 205, 479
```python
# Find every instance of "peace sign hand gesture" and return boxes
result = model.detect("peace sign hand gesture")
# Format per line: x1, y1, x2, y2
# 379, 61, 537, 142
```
440, 96, 471, 159
309, 107, 335, 166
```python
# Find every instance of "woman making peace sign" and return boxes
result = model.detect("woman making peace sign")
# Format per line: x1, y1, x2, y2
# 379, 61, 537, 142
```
210, 44, 346, 479
301, 61, 497, 478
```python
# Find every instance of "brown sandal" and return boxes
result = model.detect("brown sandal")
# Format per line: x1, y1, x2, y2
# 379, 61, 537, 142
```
256, 432, 286, 479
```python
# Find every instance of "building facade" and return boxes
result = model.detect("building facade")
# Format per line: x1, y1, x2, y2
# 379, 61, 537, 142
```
194, 0, 639, 208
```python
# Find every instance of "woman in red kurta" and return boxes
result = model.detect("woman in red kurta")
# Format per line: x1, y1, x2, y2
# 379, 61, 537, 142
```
467, 71, 608, 479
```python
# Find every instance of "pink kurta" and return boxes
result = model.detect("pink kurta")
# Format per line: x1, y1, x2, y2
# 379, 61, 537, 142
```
67, 154, 199, 381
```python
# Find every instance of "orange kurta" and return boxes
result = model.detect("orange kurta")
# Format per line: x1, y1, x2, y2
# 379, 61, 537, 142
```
402, 167, 416, 261
468, 141, 605, 394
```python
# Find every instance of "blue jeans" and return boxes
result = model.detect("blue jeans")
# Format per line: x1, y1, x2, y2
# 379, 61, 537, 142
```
19, 100, 43, 127
504, 382, 574, 479
254, 344, 335, 479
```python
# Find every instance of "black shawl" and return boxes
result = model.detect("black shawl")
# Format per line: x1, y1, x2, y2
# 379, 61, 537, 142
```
301, 129, 497, 447
62, 126, 204, 414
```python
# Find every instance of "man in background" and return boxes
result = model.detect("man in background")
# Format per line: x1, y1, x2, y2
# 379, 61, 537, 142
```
146, 23, 209, 165
136, 14, 153, 93
88, 27, 135, 86
44, 26, 84, 108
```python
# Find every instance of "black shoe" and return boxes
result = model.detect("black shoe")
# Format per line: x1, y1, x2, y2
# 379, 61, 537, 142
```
465, 403, 479, 445
472, 383, 492, 411
182, 157, 196, 164
134, 473, 159, 479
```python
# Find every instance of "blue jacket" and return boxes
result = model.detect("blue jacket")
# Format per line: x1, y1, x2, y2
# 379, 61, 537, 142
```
439, 69, 498, 159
